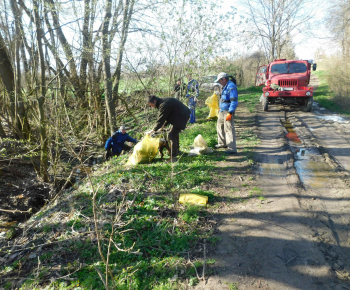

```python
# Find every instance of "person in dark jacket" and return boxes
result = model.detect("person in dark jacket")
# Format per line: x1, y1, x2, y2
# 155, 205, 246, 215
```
173, 78, 185, 100
185, 74, 199, 124
105, 125, 138, 160
147, 96, 191, 162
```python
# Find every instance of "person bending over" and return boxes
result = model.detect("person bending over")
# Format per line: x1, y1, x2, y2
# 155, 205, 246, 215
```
105, 125, 139, 160
147, 95, 190, 162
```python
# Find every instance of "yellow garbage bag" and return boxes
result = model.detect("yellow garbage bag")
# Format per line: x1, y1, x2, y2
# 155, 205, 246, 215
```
205, 93, 219, 119
126, 134, 159, 166
179, 194, 208, 205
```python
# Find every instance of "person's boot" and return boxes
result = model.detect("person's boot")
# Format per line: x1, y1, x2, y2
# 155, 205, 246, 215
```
215, 144, 227, 149
224, 150, 237, 155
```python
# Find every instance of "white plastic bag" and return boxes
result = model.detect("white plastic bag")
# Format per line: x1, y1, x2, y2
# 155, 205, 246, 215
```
193, 134, 207, 149
188, 134, 213, 156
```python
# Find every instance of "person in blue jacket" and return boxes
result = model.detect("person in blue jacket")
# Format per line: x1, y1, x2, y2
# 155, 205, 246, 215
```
214, 72, 238, 154
105, 125, 139, 160
185, 74, 199, 124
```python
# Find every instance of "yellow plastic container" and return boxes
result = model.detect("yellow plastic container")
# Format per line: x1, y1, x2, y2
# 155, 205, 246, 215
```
179, 194, 208, 205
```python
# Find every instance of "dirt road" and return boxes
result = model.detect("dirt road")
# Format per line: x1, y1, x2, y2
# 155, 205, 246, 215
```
197, 98, 350, 289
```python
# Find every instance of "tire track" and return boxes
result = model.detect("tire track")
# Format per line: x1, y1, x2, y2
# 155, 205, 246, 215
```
282, 107, 350, 286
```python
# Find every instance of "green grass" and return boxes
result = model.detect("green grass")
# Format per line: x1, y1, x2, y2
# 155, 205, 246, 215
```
312, 70, 350, 116
179, 204, 201, 222
238, 86, 262, 113
226, 282, 239, 290
13, 106, 221, 289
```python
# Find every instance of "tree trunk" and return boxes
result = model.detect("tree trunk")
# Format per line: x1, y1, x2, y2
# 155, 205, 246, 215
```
0, 121, 5, 137
47, 0, 85, 105
0, 32, 22, 137
80, 0, 92, 103
33, 0, 49, 182
102, 0, 116, 135
112, 0, 135, 108
10, 0, 31, 139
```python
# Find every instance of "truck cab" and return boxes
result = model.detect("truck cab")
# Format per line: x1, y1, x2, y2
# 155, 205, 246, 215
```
256, 59, 317, 112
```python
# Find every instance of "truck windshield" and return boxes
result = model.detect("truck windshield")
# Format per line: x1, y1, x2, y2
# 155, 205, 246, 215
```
270, 63, 307, 74
201, 76, 217, 83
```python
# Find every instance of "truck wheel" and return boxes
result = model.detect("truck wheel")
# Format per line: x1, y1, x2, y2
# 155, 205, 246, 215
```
262, 97, 268, 111
303, 97, 313, 112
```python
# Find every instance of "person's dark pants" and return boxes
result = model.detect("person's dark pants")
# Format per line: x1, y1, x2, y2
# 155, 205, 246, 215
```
168, 126, 182, 157
117, 144, 132, 156
106, 144, 132, 160
189, 107, 196, 123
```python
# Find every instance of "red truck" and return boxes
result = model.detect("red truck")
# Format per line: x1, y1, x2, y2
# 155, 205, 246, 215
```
256, 59, 317, 112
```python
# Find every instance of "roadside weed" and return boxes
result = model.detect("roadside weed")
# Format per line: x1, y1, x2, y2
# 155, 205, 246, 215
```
207, 235, 222, 246
179, 204, 201, 222
226, 282, 239, 290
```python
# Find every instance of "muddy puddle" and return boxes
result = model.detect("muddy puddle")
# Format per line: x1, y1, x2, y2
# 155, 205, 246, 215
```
314, 104, 350, 124
259, 119, 339, 189
282, 120, 301, 144
317, 115, 345, 123
294, 149, 337, 189
282, 120, 338, 189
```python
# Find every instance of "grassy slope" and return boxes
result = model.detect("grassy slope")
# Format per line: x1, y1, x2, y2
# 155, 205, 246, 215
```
0, 87, 262, 290
3, 72, 346, 289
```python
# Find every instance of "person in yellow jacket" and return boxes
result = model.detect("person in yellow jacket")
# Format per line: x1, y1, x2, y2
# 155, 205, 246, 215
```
205, 86, 220, 119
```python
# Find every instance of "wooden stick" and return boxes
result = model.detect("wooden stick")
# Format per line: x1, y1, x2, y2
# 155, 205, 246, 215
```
0, 225, 19, 229
202, 240, 207, 283
0, 208, 32, 214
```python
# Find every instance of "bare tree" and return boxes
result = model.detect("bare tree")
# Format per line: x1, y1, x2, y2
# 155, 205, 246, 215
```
10, 0, 31, 139
0, 29, 31, 138
127, 0, 234, 96
0, 0, 237, 184
327, 0, 350, 57
33, 0, 49, 182
243, 0, 315, 61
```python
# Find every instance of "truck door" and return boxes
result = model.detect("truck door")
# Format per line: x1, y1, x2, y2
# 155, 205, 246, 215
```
255, 65, 268, 86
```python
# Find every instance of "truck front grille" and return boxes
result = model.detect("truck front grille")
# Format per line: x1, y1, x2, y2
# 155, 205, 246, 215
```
278, 80, 298, 87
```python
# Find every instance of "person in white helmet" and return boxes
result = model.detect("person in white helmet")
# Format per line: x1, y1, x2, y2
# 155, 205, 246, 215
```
214, 72, 238, 154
